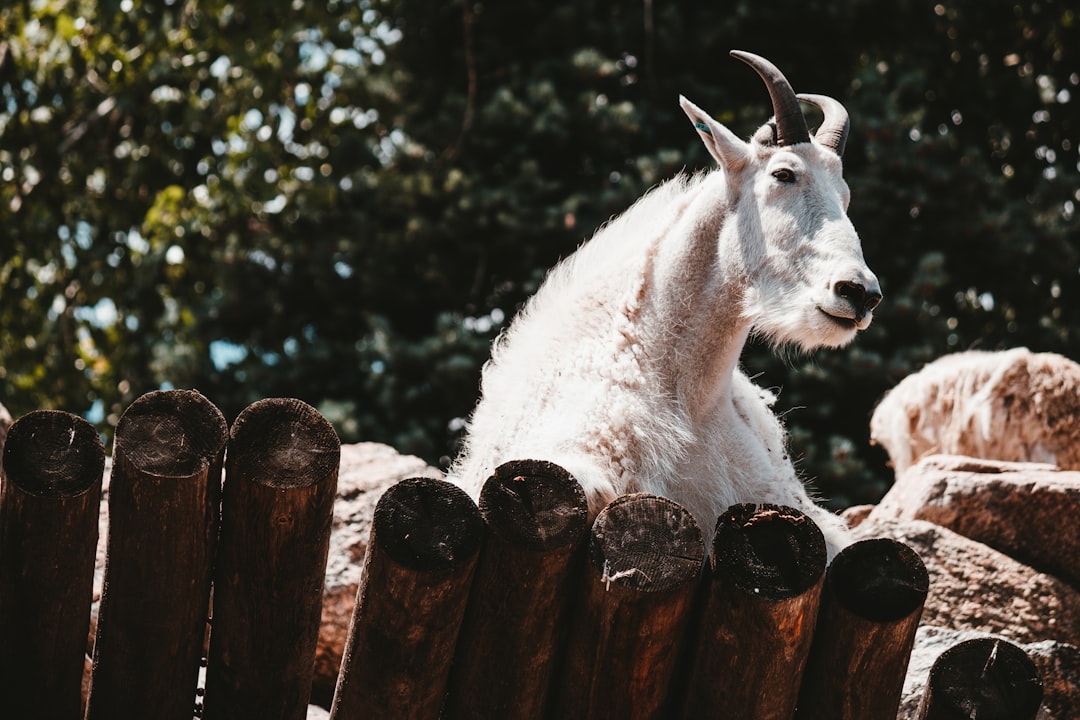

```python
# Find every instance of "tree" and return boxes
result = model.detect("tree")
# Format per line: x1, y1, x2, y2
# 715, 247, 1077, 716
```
2, 0, 1077, 506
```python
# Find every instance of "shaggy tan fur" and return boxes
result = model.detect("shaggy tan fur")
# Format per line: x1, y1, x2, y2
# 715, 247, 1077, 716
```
871, 348, 1080, 474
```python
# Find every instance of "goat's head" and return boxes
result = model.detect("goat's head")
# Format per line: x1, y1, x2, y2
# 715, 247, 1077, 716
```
680, 50, 881, 351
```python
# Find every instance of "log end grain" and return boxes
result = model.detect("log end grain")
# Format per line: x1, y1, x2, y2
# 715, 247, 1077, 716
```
921, 637, 1043, 720
228, 398, 340, 489
114, 389, 227, 478
1, 410, 104, 497
374, 477, 484, 572
589, 493, 704, 593
829, 538, 929, 623
711, 503, 826, 600
478, 459, 588, 551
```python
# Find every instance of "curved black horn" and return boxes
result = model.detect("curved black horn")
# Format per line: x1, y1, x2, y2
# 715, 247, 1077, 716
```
730, 50, 810, 147
797, 93, 850, 157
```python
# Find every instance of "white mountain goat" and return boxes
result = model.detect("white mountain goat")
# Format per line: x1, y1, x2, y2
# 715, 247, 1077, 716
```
449, 51, 881, 559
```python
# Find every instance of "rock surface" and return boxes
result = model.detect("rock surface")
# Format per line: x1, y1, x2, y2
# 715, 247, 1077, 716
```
870, 347, 1080, 474
854, 456, 1080, 719
853, 517, 1080, 646
868, 454, 1080, 586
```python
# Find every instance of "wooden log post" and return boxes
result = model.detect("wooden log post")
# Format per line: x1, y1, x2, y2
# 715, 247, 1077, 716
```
548, 493, 705, 720
681, 503, 827, 720
0, 410, 105, 718
202, 398, 340, 720
915, 637, 1043, 720
442, 459, 589, 720
330, 477, 484, 720
85, 390, 227, 720
796, 537, 929, 720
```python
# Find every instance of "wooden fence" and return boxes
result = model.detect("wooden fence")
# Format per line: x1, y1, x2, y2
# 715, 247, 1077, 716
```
0, 390, 1045, 720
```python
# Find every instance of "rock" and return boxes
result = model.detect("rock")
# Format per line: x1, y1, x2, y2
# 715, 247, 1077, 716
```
839, 503, 874, 529
310, 442, 444, 707
868, 455, 1080, 586
852, 518, 1080, 645
897, 626, 1078, 720
870, 348, 1080, 474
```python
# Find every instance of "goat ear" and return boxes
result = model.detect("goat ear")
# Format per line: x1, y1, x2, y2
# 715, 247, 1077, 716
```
679, 95, 749, 170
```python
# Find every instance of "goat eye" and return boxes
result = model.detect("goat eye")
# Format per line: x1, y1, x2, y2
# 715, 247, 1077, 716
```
772, 168, 796, 184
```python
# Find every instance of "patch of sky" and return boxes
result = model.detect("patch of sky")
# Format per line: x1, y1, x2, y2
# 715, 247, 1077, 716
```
74, 297, 119, 328
300, 41, 330, 73
210, 339, 249, 370
85, 398, 105, 424
241, 108, 264, 132
295, 83, 311, 106
209, 55, 231, 79
275, 104, 296, 143
248, 249, 278, 270
462, 308, 506, 334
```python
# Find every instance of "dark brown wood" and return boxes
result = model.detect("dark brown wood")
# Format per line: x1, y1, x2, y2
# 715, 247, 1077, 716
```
681, 503, 827, 720
796, 537, 929, 720
916, 637, 1043, 720
442, 459, 589, 720
330, 476, 484, 720
0, 410, 104, 719
85, 390, 226, 720
548, 493, 704, 720
202, 398, 340, 720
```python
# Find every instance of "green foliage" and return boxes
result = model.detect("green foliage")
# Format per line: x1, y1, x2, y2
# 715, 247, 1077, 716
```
2, 0, 1077, 505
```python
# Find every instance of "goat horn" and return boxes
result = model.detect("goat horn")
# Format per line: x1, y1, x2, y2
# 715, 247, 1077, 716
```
730, 50, 810, 147
797, 93, 850, 157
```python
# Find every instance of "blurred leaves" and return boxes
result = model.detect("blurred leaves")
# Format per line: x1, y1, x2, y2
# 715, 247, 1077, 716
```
1, 0, 1078, 503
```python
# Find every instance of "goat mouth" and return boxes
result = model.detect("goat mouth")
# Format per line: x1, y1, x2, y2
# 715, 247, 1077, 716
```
817, 307, 859, 330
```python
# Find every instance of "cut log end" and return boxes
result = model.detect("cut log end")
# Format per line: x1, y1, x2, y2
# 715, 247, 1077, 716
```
829, 537, 929, 622
228, 398, 340, 489
710, 503, 826, 600
922, 638, 1043, 720
374, 477, 484, 572
2, 410, 104, 497
589, 493, 704, 593
478, 459, 588, 551
114, 389, 227, 478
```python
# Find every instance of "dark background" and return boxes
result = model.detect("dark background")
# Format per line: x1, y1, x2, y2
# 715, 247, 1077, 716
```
2, 0, 1077, 508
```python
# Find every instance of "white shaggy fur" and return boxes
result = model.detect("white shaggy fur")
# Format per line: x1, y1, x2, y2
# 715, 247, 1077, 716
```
449, 80, 879, 560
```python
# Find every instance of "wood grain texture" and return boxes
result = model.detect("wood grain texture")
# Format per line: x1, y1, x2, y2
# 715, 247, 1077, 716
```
443, 459, 589, 720
681, 503, 826, 720
330, 477, 483, 720
796, 537, 929, 720
86, 390, 227, 720
548, 493, 704, 720
203, 398, 340, 720
916, 637, 1043, 720
0, 410, 105, 719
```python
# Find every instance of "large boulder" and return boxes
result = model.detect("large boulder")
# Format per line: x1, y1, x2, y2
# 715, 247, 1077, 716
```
868, 454, 1080, 586
852, 448, 1080, 716
870, 348, 1080, 474
852, 518, 1080, 646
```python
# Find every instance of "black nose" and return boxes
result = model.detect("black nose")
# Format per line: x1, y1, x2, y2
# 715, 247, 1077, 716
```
835, 280, 882, 314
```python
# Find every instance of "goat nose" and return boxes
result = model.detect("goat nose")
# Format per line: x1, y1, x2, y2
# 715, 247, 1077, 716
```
834, 279, 883, 314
